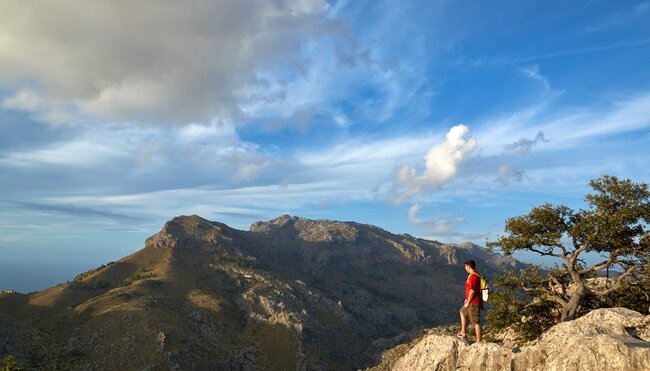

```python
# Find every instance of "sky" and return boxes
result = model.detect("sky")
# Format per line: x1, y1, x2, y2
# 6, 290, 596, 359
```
1, 0, 650, 292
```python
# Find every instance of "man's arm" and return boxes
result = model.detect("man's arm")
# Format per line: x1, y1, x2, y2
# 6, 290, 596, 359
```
465, 289, 475, 307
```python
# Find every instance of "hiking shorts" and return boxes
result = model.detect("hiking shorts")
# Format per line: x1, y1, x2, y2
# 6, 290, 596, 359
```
460, 303, 481, 325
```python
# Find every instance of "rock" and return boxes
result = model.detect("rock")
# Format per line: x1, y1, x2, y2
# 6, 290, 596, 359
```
372, 308, 650, 371
514, 307, 650, 370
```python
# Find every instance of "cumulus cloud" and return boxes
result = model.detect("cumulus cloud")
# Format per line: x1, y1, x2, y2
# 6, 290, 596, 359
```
391, 125, 477, 203
408, 203, 465, 235
503, 131, 548, 156
0, 0, 333, 125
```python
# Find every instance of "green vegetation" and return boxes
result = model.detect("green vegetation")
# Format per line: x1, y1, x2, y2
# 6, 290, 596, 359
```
116, 268, 158, 287
73, 261, 116, 282
83, 280, 112, 290
487, 175, 650, 341
212, 254, 264, 269
486, 265, 562, 342
1, 355, 22, 371
76, 266, 158, 290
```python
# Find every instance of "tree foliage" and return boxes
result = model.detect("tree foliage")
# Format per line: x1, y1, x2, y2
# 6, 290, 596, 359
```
488, 175, 650, 322
0, 355, 22, 371
485, 264, 561, 342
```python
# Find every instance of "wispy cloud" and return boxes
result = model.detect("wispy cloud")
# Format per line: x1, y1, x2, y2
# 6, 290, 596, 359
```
408, 203, 466, 236
0, 120, 278, 187
521, 65, 552, 94
496, 165, 525, 186
11, 201, 142, 221
475, 92, 650, 155
520, 39, 650, 62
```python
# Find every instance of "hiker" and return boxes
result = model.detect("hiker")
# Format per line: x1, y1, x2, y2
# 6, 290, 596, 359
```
457, 259, 482, 343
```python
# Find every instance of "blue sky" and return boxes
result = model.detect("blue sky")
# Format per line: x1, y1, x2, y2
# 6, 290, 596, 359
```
1, 0, 650, 292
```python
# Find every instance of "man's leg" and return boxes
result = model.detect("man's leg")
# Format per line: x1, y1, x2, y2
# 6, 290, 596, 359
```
468, 304, 482, 342
459, 306, 467, 335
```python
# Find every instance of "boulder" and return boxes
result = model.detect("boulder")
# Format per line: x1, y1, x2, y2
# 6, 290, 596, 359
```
372, 308, 650, 371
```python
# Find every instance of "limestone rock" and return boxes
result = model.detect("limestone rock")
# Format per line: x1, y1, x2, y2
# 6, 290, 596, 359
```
372, 308, 650, 371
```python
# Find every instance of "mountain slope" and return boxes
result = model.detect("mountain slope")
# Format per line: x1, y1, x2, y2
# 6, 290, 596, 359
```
0, 215, 521, 370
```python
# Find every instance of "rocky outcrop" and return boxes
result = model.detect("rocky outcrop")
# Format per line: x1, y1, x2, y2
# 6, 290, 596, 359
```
371, 308, 650, 371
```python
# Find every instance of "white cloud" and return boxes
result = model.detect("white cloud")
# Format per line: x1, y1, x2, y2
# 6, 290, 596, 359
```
475, 92, 650, 156
0, 120, 274, 185
3, 139, 126, 167
496, 165, 525, 186
407, 203, 431, 225
0, 0, 332, 125
407, 203, 465, 235
391, 125, 477, 203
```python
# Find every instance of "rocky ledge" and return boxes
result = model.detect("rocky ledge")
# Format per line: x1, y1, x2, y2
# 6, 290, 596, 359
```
370, 307, 650, 371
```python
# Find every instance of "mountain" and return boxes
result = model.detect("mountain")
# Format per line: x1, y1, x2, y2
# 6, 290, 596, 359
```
0, 215, 521, 370
369, 307, 650, 370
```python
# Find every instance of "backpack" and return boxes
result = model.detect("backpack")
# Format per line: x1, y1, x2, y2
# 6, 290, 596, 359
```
471, 272, 489, 302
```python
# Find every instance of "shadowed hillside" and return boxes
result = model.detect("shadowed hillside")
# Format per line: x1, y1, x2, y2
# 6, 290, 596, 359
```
0, 215, 521, 370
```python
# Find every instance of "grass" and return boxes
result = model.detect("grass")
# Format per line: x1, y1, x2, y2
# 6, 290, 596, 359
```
72, 262, 116, 282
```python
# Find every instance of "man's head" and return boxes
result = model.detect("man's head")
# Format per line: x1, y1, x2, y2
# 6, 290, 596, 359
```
464, 259, 476, 273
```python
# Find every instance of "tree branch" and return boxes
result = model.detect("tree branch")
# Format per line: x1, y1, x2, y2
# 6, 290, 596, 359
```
568, 244, 589, 270
536, 292, 568, 306
569, 225, 602, 269
522, 280, 569, 306
572, 234, 581, 251
579, 251, 616, 274
528, 246, 564, 259
591, 265, 640, 296
549, 274, 568, 301
557, 243, 568, 259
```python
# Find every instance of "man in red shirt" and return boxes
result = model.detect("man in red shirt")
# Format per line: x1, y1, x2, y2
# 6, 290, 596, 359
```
457, 259, 482, 342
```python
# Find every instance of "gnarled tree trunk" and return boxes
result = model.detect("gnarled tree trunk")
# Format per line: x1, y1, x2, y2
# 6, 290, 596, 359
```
560, 290, 584, 321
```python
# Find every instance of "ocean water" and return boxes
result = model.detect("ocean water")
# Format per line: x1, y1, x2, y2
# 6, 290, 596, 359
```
0, 261, 94, 293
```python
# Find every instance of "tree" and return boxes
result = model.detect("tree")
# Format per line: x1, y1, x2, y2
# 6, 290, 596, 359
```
0, 355, 22, 371
488, 175, 650, 322
485, 264, 562, 342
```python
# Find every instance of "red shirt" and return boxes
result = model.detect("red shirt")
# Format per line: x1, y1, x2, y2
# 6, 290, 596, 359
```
465, 272, 481, 305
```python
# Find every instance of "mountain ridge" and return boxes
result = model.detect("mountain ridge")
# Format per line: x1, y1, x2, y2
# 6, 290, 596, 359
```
1, 214, 522, 370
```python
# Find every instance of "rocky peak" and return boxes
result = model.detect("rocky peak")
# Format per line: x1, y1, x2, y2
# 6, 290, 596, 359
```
250, 214, 298, 229
145, 214, 240, 253
250, 215, 359, 242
